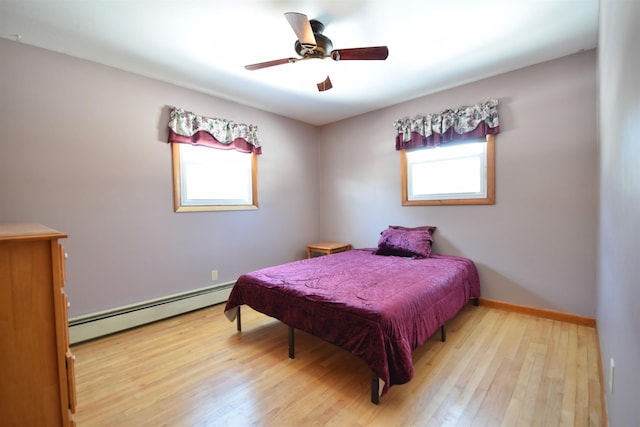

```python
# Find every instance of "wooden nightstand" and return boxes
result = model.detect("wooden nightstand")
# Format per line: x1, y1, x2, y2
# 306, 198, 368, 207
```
307, 242, 351, 259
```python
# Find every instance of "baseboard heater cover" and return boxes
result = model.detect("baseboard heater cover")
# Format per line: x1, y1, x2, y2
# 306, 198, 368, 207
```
68, 282, 234, 344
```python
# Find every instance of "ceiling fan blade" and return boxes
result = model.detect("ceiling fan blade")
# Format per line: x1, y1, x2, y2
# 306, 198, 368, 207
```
316, 76, 333, 92
330, 46, 389, 61
244, 58, 297, 71
284, 12, 316, 49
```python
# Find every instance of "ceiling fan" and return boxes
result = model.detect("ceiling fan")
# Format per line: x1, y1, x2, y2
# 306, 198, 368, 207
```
244, 12, 389, 92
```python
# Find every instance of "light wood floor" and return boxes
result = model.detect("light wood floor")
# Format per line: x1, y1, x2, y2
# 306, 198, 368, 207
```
72, 303, 604, 426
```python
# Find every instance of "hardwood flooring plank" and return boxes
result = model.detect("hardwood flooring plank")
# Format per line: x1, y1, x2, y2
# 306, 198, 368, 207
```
560, 323, 578, 426
586, 325, 604, 427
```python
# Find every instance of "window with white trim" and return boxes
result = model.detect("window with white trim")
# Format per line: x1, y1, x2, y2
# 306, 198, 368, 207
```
401, 135, 495, 206
172, 143, 258, 212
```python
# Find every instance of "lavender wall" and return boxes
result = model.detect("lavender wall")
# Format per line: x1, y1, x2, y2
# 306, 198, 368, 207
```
319, 51, 598, 318
597, 1, 640, 425
0, 40, 320, 317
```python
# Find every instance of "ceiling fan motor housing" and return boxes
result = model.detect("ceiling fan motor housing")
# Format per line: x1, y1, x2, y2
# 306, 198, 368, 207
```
294, 19, 333, 57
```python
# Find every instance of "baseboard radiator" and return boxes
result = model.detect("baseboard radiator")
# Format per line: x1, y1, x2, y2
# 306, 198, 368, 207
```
68, 282, 234, 345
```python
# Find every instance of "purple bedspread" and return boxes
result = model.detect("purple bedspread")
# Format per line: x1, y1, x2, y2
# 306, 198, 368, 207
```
224, 248, 480, 396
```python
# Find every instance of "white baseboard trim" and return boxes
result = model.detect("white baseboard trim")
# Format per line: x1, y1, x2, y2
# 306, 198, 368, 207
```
68, 282, 234, 345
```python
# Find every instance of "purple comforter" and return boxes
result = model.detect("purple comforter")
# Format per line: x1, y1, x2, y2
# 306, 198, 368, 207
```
224, 249, 480, 396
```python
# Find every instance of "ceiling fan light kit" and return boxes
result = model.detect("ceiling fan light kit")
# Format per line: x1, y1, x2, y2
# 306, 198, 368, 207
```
317, 76, 333, 92
245, 12, 389, 92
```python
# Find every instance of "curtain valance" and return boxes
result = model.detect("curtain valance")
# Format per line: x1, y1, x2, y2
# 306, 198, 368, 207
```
167, 107, 262, 154
393, 99, 500, 150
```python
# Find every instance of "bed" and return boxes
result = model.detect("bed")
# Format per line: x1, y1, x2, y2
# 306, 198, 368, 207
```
223, 227, 480, 403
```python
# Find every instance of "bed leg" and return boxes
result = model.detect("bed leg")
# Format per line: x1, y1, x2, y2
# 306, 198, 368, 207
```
440, 325, 446, 342
288, 326, 295, 359
236, 306, 242, 332
473, 297, 479, 306
371, 372, 380, 404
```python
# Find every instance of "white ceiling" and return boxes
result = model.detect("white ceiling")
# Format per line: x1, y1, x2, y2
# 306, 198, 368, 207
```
0, 0, 599, 126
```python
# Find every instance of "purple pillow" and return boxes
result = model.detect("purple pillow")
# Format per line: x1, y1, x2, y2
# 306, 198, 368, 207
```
389, 225, 437, 233
375, 227, 435, 258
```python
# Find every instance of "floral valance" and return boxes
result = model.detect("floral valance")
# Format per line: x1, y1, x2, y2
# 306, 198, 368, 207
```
393, 99, 500, 150
167, 107, 261, 154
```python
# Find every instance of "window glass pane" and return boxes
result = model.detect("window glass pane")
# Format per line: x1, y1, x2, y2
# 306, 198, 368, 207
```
407, 142, 486, 200
181, 145, 251, 204
410, 156, 482, 196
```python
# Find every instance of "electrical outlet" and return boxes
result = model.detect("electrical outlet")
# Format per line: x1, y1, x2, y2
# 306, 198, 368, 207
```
211, 270, 218, 281
609, 357, 615, 395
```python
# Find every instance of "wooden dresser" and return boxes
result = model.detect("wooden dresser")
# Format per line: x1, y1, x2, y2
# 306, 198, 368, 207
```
0, 223, 76, 426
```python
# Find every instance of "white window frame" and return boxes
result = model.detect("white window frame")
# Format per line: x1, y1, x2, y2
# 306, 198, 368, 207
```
400, 135, 495, 206
171, 143, 258, 212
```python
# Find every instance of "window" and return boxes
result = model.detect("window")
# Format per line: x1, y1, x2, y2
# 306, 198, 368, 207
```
401, 135, 495, 206
172, 143, 258, 212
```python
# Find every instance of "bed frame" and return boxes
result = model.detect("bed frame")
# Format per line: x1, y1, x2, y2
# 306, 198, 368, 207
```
232, 296, 479, 404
